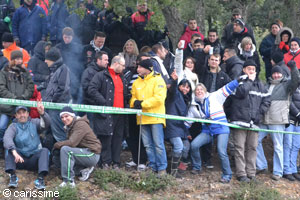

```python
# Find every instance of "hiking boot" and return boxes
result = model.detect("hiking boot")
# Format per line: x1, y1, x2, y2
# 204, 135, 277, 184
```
34, 177, 46, 190
79, 166, 94, 181
248, 176, 258, 183
271, 174, 281, 181
191, 169, 201, 175
8, 174, 18, 188
157, 170, 167, 178
283, 174, 295, 181
112, 164, 120, 171
293, 173, 300, 181
256, 168, 268, 175
203, 161, 214, 169
170, 156, 180, 178
237, 176, 250, 183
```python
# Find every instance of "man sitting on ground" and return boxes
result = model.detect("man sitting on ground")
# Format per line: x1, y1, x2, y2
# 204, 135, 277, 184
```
4, 103, 50, 189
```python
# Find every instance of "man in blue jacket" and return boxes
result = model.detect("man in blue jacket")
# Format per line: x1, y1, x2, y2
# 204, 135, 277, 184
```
4, 103, 50, 189
12, 0, 48, 54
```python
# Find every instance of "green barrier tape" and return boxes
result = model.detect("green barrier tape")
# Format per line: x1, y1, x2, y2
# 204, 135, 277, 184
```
0, 98, 299, 135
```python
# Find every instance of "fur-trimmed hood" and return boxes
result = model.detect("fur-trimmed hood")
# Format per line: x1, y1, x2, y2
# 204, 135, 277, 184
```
275, 27, 294, 45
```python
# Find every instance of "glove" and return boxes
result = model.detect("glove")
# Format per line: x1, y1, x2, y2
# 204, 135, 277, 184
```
284, 44, 290, 51
279, 41, 285, 50
238, 74, 248, 82
287, 60, 296, 68
134, 100, 143, 109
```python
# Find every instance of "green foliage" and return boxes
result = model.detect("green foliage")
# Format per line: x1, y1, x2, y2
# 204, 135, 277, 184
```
93, 169, 176, 194
56, 186, 80, 200
225, 182, 282, 200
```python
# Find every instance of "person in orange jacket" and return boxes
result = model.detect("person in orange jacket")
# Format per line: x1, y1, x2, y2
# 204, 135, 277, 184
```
2, 32, 30, 67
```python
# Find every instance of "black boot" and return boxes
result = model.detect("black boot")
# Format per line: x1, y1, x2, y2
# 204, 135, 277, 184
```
170, 156, 181, 178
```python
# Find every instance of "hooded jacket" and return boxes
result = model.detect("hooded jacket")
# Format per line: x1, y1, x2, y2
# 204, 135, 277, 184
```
263, 64, 300, 124
222, 55, 243, 80
130, 71, 167, 127
274, 27, 294, 54
27, 41, 50, 85
54, 115, 102, 154
43, 58, 71, 103
237, 43, 261, 74
0, 65, 34, 115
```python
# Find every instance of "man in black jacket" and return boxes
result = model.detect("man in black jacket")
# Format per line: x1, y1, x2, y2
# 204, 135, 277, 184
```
228, 60, 270, 182
88, 55, 128, 169
222, 48, 244, 79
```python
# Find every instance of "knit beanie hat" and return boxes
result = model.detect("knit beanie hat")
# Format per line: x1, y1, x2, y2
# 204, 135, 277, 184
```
45, 47, 61, 62
243, 59, 257, 68
60, 106, 75, 118
271, 51, 284, 64
290, 37, 300, 47
271, 65, 283, 75
234, 19, 245, 28
2, 32, 13, 43
139, 59, 153, 71
232, 8, 242, 15
10, 50, 23, 60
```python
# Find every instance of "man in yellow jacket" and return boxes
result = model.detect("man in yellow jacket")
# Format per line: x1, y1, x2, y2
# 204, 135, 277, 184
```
130, 58, 168, 175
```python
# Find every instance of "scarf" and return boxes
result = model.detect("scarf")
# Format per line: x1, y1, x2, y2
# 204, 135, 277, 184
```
90, 40, 102, 52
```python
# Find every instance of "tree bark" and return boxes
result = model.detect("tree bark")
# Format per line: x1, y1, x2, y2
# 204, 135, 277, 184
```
161, 6, 184, 52
194, 0, 205, 34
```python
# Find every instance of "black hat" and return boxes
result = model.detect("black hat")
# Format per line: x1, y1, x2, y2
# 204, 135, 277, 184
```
45, 47, 61, 62
2, 32, 13, 43
290, 37, 300, 47
271, 65, 283, 75
232, 8, 242, 15
243, 59, 257, 68
11, 50, 23, 60
15, 106, 28, 113
271, 51, 284, 64
60, 106, 75, 118
139, 59, 153, 71
234, 19, 245, 28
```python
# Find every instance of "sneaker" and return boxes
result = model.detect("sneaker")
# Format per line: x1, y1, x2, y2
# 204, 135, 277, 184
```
271, 174, 281, 181
203, 161, 214, 169
220, 178, 230, 183
102, 163, 110, 170
112, 164, 120, 171
79, 166, 94, 181
237, 176, 250, 183
137, 164, 146, 171
34, 178, 46, 190
8, 174, 18, 188
125, 161, 137, 167
191, 169, 201, 175
283, 174, 295, 181
293, 173, 300, 181
59, 181, 75, 188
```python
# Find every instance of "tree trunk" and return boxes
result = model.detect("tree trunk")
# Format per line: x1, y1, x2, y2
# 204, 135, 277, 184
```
161, 6, 184, 52
194, 0, 205, 34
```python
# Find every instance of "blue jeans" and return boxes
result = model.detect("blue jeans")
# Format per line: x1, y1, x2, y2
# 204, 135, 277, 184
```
48, 109, 67, 142
191, 133, 232, 180
0, 114, 9, 144
141, 124, 167, 172
169, 137, 190, 158
285, 125, 300, 174
256, 124, 284, 176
